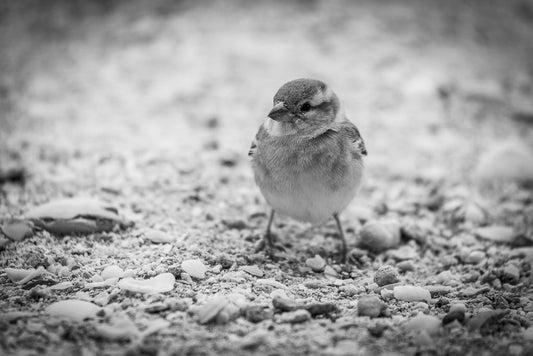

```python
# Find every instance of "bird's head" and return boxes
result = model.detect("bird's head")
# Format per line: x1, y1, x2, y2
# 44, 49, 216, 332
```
267, 78, 343, 131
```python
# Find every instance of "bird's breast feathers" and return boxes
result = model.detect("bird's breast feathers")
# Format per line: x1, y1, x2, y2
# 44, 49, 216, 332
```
250, 121, 364, 223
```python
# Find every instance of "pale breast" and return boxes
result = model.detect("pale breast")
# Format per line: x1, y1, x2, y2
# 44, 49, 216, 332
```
252, 130, 363, 223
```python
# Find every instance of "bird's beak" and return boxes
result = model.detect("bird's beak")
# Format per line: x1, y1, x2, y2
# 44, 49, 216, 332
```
268, 102, 292, 122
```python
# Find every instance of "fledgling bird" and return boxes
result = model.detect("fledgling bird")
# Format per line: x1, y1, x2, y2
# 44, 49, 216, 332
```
249, 78, 367, 262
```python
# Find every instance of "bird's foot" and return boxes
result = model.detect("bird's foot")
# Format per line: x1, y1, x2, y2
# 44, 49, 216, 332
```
254, 233, 286, 258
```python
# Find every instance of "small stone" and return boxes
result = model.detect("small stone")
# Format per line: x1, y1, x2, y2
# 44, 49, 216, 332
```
424, 285, 452, 297
197, 295, 229, 324
277, 309, 311, 324
101, 265, 124, 280
463, 250, 485, 264
305, 302, 338, 317
359, 220, 401, 252
374, 265, 400, 287
324, 265, 339, 279
243, 305, 273, 323
443, 308, 466, 325
144, 229, 176, 244
467, 309, 509, 334
501, 264, 520, 284
357, 296, 388, 318
306, 255, 326, 272
272, 296, 302, 312
222, 219, 248, 230
405, 313, 441, 336
393, 286, 431, 302
241, 265, 264, 278
397, 260, 415, 272
475, 226, 515, 244
1, 219, 33, 241
5, 267, 47, 285
118, 273, 175, 294
459, 286, 489, 298
474, 141, 533, 185
181, 259, 208, 279
386, 245, 418, 261
46, 300, 101, 321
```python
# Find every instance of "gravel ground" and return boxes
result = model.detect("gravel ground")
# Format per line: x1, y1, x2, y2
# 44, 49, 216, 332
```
1, 0, 533, 355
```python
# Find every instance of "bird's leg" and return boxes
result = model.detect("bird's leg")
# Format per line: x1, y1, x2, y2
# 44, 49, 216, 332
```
254, 209, 285, 256
333, 213, 347, 263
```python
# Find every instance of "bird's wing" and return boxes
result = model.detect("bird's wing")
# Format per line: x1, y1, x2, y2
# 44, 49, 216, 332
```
329, 121, 367, 156
248, 125, 268, 157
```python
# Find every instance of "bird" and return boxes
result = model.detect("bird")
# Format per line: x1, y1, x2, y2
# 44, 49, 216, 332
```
249, 78, 367, 262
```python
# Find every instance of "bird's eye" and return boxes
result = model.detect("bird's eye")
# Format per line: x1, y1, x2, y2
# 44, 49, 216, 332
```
300, 102, 311, 112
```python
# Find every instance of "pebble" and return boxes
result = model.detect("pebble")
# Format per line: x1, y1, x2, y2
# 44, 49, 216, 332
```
101, 265, 124, 280
25, 198, 124, 235
474, 226, 515, 244
467, 309, 509, 334
324, 265, 339, 279
424, 285, 452, 297
144, 229, 176, 244
1, 219, 33, 241
197, 295, 229, 324
181, 259, 208, 279
117, 272, 175, 294
501, 264, 520, 284
386, 245, 418, 261
305, 302, 338, 317
393, 286, 431, 302
374, 265, 400, 287
359, 220, 401, 252
272, 296, 302, 312
46, 300, 101, 321
463, 250, 485, 264
357, 296, 388, 318
277, 309, 311, 324
5, 267, 47, 285
241, 265, 264, 278
243, 305, 273, 323
405, 313, 441, 336
396, 260, 415, 272
305, 255, 326, 272
473, 141, 533, 185
459, 286, 489, 298
95, 317, 139, 340
50, 281, 74, 290
443, 303, 466, 325
255, 279, 287, 289
380, 289, 394, 300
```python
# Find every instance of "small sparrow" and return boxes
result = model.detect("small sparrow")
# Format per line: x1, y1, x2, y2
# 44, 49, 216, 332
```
249, 78, 367, 261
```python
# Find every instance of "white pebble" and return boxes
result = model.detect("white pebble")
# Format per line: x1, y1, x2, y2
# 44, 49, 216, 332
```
393, 285, 431, 302
181, 259, 208, 279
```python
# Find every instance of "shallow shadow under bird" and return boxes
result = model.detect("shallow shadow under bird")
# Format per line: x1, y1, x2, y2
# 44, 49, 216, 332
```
249, 78, 367, 262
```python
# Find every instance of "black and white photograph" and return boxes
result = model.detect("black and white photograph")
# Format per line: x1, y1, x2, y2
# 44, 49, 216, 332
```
1, 0, 533, 355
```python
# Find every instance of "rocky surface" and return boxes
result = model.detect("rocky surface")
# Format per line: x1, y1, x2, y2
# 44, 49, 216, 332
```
1, 0, 533, 355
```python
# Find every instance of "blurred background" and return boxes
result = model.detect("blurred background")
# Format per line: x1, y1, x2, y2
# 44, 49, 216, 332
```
1, 0, 532, 217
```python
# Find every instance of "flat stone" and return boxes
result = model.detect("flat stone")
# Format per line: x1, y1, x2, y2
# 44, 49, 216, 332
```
241, 265, 264, 278
144, 229, 176, 244
181, 259, 208, 279
475, 226, 515, 244
393, 286, 431, 302
277, 309, 311, 324
46, 300, 101, 321
118, 273, 175, 294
